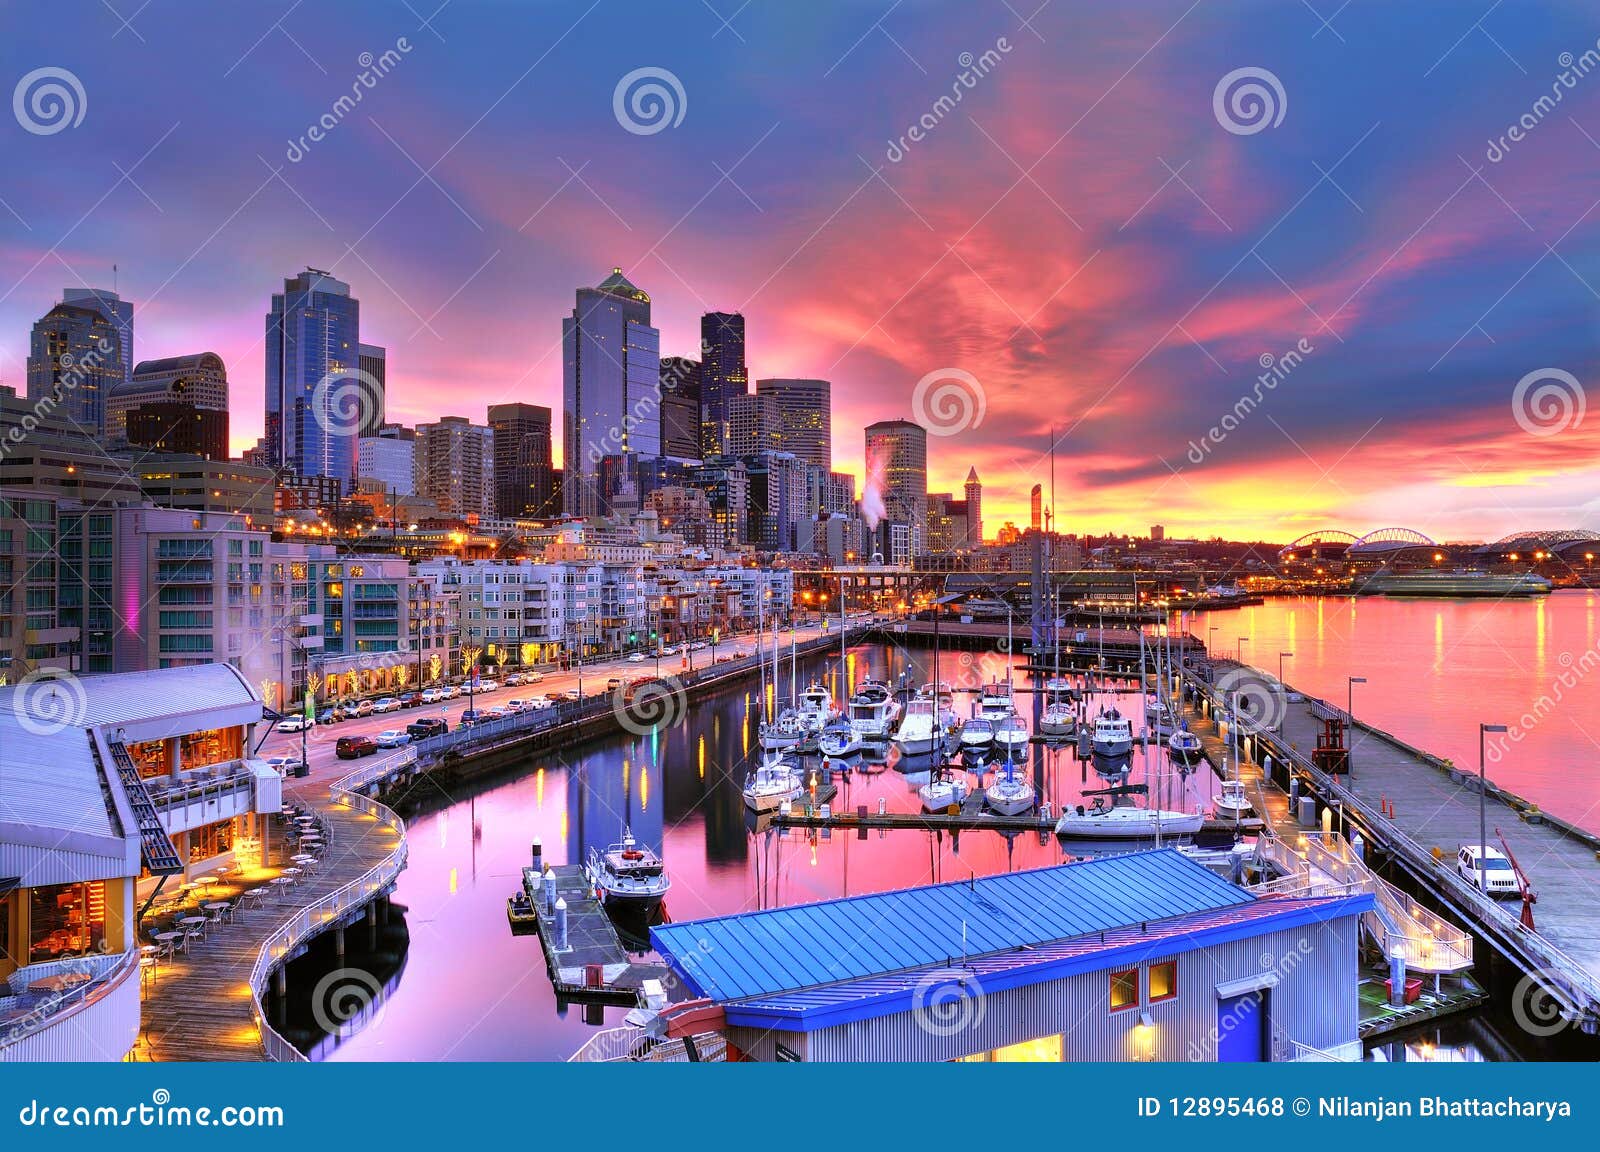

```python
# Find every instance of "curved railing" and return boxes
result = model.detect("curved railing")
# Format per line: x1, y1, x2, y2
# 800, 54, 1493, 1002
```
0, 950, 140, 1061
246, 778, 408, 1062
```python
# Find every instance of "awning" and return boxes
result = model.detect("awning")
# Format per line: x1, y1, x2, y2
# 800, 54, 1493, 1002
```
1215, 972, 1281, 999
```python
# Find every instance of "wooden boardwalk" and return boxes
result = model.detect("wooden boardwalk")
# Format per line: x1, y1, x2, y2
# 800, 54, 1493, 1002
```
138, 787, 401, 1061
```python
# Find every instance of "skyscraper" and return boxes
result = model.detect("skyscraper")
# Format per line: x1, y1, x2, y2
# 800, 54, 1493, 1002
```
488, 402, 555, 518
358, 424, 415, 497
26, 301, 126, 436
61, 288, 134, 386
265, 268, 361, 487
755, 378, 831, 469
659, 356, 702, 460
1030, 484, 1042, 533
965, 467, 983, 547
728, 391, 780, 457
358, 343, 388, 437
699, 311, 746, 457
865, 419, 928, 555
415, 415, 493, 518
563, 268, 660, 517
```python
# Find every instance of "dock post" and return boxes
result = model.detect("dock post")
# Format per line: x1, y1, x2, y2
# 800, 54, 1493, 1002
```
542, 866, 556, 914
1288, 776, 1299, 810
1350, 829, 1365, 862
532, 838, 543, 873
554, 897, 569, 951
1388, 952, 1407, 1006
335, 927, 346, 959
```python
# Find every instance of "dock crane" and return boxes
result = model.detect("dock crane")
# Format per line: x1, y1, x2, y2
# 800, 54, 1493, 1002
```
1495, 827, 1538, 930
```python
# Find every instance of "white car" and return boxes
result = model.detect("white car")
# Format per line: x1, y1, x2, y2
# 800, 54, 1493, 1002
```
374, 729, 411, 748
420, 687, 442, 704
627, 653, 647, 663
1456, 844, 1520, 897
528, 695, 554, 709
372, 697, 402, 714
485, 705, 513, 720
276, 716, 313, 733
440, 685, 459, 700
524, 671, 544, 683
263, 755, 304, 775
506, 698, 529, 712
475, 679, 498, 692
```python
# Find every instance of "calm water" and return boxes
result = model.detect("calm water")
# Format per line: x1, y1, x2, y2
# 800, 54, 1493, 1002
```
1194, 591, 1600, 833
317, 593, 1599, 1061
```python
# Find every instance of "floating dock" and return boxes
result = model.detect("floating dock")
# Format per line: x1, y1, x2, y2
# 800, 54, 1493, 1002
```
767, 792, 1260, 839
515, 863, 668, 1005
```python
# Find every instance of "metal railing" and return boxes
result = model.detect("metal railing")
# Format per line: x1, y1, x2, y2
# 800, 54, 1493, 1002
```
567, 1026, 728, 1063
0, 950, 139, 1057
247, 785, 408, 1062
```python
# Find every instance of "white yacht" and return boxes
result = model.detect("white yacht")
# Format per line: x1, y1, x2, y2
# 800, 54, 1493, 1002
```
1168, 724, 1203, 767
795, 682, 837, 735
1145, 696, 1176, 734
894, 696, 941, 756
742, 754, 804, 812
818, 717, 861, 759
978, 681, 1014, 721
1038, 701, 1077, 738
847, 680, 900, 741
1055, 801, 1204, 839
759, 709, 805, 751
993, 713, 1029, 758
984, 761, 1035, 816
919, 770, 969, 813
586, 831, 670, 914
1090, 707, 1134, 763
1042, 676, 1077, 703
1214, 779, 1255, 821
958, 716, 994, 753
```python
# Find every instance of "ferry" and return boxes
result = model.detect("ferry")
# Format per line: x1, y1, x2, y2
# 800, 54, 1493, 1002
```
1355, 569, 1552, 599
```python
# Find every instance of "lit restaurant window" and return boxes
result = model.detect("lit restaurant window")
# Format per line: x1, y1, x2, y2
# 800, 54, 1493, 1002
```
1109, 968, 1139, 1011
1149, 960, 1177, 1003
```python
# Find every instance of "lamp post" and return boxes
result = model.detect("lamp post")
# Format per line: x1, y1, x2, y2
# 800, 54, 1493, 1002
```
1237, 635, 1250, 665
1478, 723, 1508, 891
463, 646, 482, 718
1278, 650, 1294, 684
1208, 625, 1219, 656
1347, 675, 1367, 772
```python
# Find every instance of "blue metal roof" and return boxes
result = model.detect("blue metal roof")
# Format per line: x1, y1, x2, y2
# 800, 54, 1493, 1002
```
651, 849, 1257, 1003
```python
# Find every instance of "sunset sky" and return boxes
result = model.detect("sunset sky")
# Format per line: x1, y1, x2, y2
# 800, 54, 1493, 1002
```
2, 1, 1596, 541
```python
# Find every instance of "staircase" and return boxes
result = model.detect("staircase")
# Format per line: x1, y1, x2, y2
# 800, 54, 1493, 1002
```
101, 740, 185, 875
1256, 832, 1472, 974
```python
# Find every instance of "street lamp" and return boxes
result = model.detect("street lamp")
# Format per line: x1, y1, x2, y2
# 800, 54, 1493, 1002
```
1477, 723, 1508, 890
1208, 625, 1219, 655
1278, 651, 1294, 684
1237, 636, 1250, 665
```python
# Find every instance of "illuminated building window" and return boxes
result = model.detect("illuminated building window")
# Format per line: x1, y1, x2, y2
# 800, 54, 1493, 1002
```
1109, 968, 1139, 1011
1149, 960, 1177, 1003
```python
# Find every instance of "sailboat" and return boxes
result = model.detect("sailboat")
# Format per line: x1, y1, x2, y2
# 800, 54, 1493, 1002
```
1055, 800, 1204, 839
993, 713, 1029, 758
742, 751, 804, 812
984, 758, 1035, 816
818, 716, 862, 759
918, 764, 969, 812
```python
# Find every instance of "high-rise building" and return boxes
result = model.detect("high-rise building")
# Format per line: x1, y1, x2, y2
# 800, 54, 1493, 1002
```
699, 311, 746, 457
745, 451, 806, 552
108, 353, 229, 445
563, 268, 660, 517
1150, 524, 1165, 542
265, 268, 361, 488
1031, 484, 1043, 533
488, 402, 555, 518
61, 287, 133, 386
415, 416, 493, 519
965, 466, 984, 547
755, 378, 831, 469
865, 419, 928, 554
357, 423, 415, 497
659, 356, 702, 461
358, 343, 387, 437
124, 403, 229, 460
728, 391, 779, 457
26, 301, 126, 436
692, 456, 749, 548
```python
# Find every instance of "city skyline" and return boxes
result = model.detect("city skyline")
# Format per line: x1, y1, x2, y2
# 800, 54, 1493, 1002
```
1, 3, 1596, 540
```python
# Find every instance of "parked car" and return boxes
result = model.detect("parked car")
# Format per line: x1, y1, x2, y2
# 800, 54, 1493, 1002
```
336, 734, 378, 759
353, 699, 375, 717
504, 673, 525, 687
419, 687, 442, 704
276, 715, 313, 733
556, 691, 580, 704
459, 709, 484, 727
406, 716, 448, 739
316, 708, 339, 725
374, 729, 411, 748
606, 677, 624, 691
263, 755, 305, 776
397, 691, 421, 708
372, 697, 402, 714
524, 671, 544, 683
1456, 844, 1520, 897
439, 685, 459, 700
475, 679, 498, 692
485, 705, 513, 720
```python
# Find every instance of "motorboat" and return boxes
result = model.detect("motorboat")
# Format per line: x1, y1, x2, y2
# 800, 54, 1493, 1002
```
985, 761, 1035, 816
919, 769, 969, 813
1090, 706, 1134, 764
958, 716, 994, 752
796, 682, 837, 735
586, 830, 670, 913
1055, 801, 1204, 839
978, 681, 1014, 721
1214, 779, 1255, 821
742, 754, 804, 812
894, 697, 941, 756
993, 714, 1029, 758
759, 708, 805, 751
1042, 675, 1078, 703
1145, 695, 1176, 733
1038, 701, 1077, 738
847, 680, 901, 741
818, 717, 862, 759
1168, 725, 1204, 768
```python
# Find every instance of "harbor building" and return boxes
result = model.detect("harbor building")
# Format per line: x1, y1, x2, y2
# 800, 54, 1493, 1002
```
652, 851, 1372, 1062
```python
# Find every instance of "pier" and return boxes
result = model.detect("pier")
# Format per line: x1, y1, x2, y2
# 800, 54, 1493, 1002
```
515, 863, 668, 1005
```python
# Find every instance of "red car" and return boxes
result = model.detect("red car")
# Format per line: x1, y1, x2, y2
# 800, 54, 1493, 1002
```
335, 734, 378, 759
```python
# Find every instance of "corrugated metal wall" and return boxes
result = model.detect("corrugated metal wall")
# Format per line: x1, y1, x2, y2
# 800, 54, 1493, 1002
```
0, 958, 140, 1062
740, 917, 1360, 1062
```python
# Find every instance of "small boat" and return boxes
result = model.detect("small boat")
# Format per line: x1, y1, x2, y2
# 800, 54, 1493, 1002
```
1090, 707, 1134, 762
1038, 702, 1077, 738
984, 761, 1035, 816
919, 769, 969, 813
958, 716, 995, 752
1168, 725, 1203, 767
1042, 675, 1078, 703
759, 708, 805, 751
978, 681, 1014, 721
796, 682, 837, 735
1145, 696, 1176, 733
742, 753, 804, 811
1055, 801, 1204, 839
1214, 779, 1255, 821
894, 697, 941, 756
818, 717, 861, 759
993, 714, 1029, 758
586, 830, 670, 913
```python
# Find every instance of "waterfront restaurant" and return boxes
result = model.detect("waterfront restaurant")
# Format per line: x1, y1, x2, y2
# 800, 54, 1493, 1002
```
0, 710, 142, 1061
652, 851, 1373, 1062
